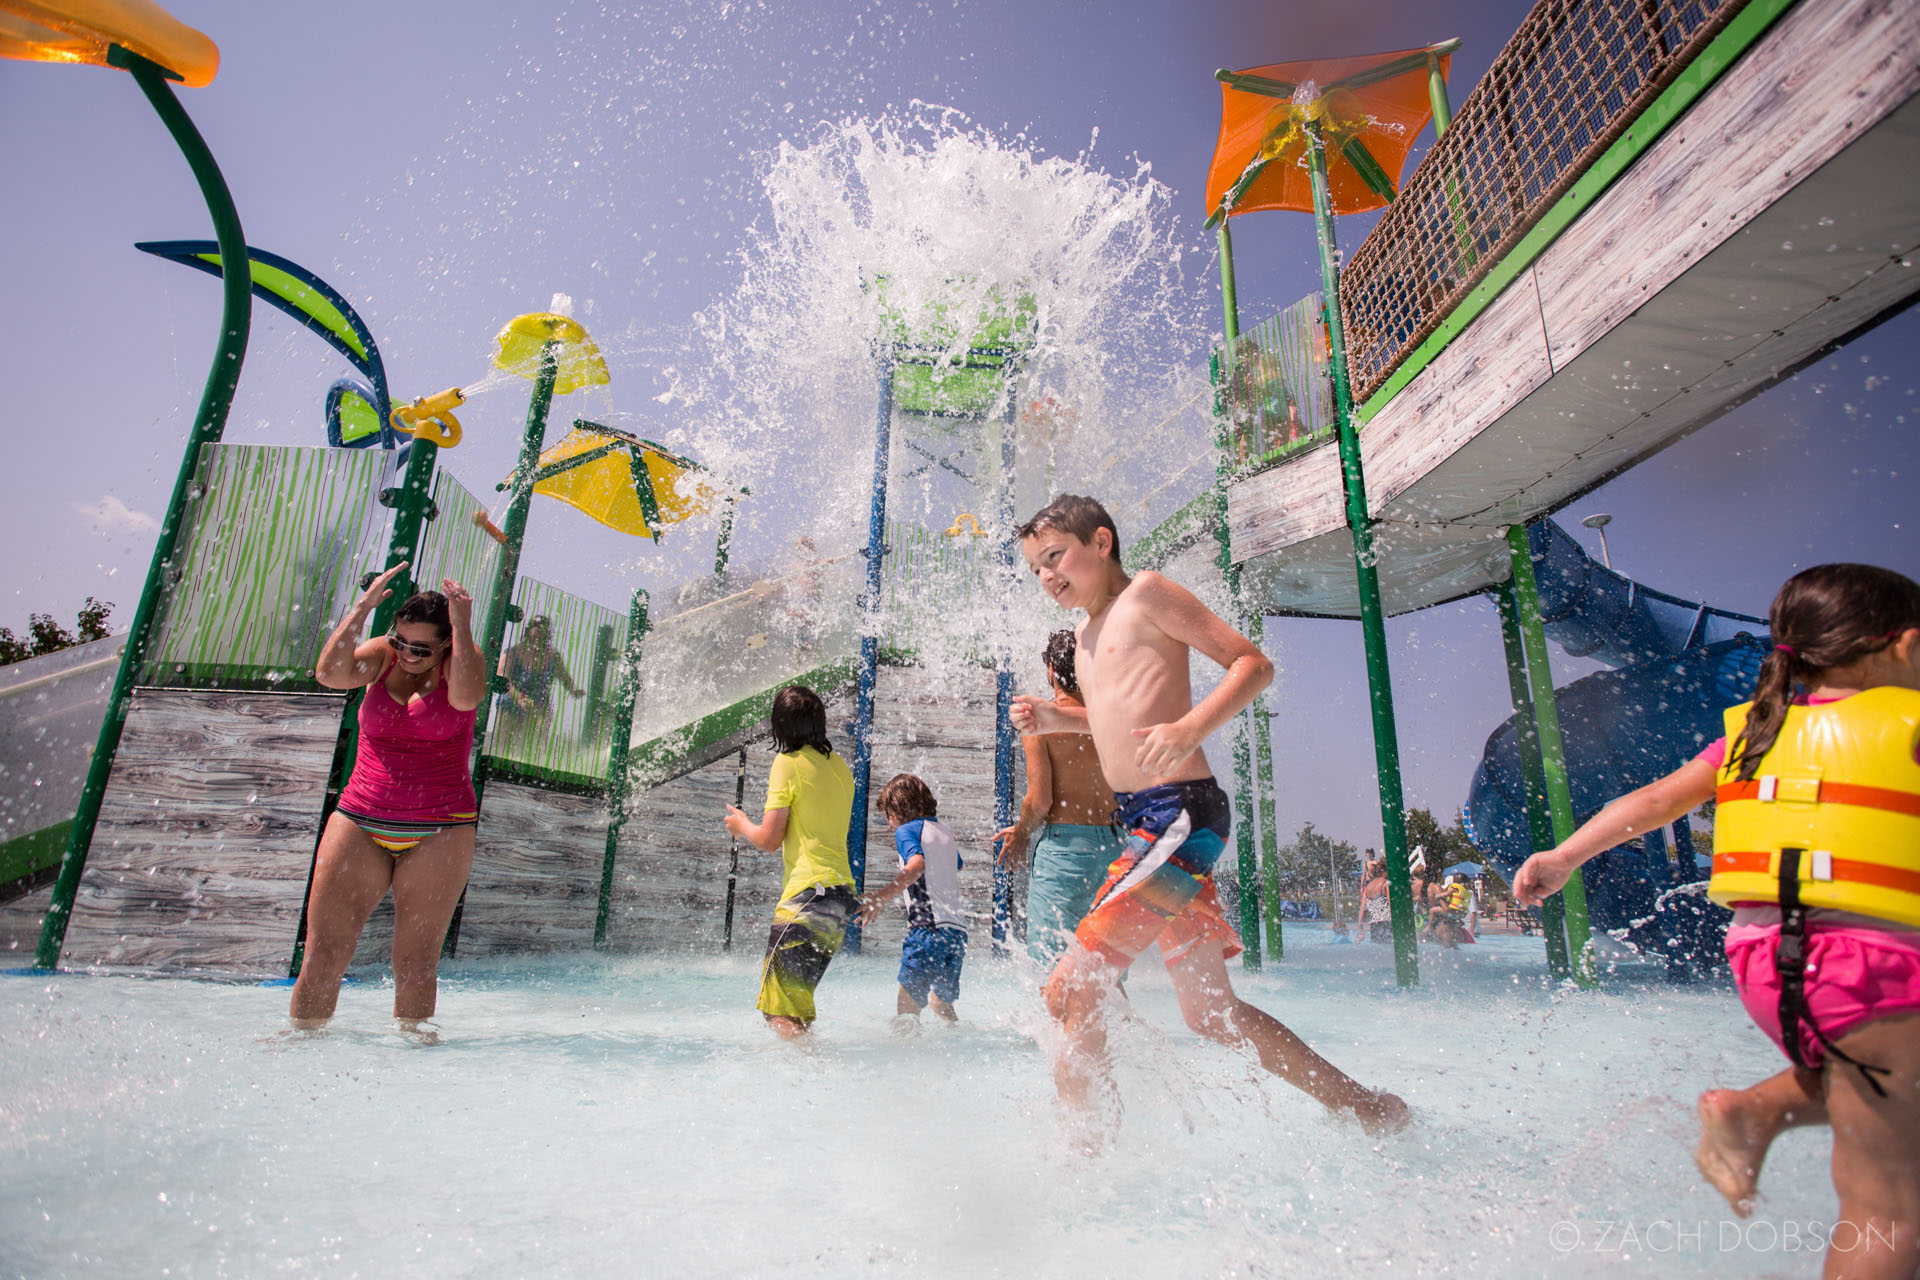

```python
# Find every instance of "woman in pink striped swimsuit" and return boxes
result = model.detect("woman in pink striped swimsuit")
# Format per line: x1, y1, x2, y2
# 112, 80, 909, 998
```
290, 562, 485, 1036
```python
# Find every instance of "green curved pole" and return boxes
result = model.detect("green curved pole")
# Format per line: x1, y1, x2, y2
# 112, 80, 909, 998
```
37, 47, 252, 969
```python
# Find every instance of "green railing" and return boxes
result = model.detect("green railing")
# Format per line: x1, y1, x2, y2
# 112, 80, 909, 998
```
140, 444, 386, 689
1219, 292, 1337, 476
484, 577, 628, 787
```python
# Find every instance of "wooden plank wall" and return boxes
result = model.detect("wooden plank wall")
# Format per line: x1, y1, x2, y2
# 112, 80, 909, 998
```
58, 689, 342, 974
604, 664, 1022, 955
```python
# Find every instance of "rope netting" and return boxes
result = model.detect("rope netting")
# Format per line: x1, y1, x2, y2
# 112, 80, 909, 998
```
1340, 0, 1749, 403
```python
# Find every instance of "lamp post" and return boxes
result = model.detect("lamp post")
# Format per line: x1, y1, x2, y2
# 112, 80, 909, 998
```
1580, 513, 1614, 570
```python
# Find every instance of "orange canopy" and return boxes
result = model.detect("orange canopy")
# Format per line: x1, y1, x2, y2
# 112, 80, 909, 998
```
1205, 44, 1448, 221
0, 0, 217, 86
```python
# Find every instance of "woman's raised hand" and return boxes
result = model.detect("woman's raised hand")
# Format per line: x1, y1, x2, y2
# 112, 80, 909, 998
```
357, 562, 408, 614
442, 579, 474, 632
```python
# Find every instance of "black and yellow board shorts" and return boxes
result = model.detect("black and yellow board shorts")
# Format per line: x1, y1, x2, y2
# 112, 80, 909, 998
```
757, 884, 858, 1024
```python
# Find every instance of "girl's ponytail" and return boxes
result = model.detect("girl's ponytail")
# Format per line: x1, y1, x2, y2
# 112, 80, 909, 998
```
1728, 563, 1920, 781
1728, 646, 1797, 782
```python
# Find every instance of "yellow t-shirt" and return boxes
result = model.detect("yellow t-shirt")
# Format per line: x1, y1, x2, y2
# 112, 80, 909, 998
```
765, 747, 856, 897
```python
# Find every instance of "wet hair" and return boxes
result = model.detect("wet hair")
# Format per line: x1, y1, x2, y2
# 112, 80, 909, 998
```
1016, 494, 1121, 564
394, 590, 451, 641
877, 773, 937, 823
1043, 629, 1080, 697
770, 685, 834, 756
1728, 563, 1920, 781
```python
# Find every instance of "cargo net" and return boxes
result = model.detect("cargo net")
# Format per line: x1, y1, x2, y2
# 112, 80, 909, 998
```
1339, 0, 1748, 404
1220, 292, 1337, 474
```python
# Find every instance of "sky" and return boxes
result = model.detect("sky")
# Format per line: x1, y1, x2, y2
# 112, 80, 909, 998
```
2, 0, 1914, 854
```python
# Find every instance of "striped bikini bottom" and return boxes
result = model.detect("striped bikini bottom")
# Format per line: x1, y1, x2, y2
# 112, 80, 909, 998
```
336, 805, 477, 855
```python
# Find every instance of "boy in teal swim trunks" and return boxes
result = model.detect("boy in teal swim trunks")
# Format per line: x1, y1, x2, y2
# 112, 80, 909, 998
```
1011, 495, 1407, 1140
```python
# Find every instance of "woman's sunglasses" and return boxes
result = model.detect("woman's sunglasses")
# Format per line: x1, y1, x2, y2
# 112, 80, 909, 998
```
385, 632, 443, 660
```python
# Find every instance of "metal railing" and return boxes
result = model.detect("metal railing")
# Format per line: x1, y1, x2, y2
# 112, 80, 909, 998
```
1220, 292, 1338, 473
1340, 0, 1749, 403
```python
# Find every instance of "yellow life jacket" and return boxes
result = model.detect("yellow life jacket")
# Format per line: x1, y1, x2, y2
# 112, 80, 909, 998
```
1708, 687, 1920, 927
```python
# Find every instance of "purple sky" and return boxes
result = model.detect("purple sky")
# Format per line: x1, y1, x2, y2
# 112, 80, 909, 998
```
3, 0, 1913, 851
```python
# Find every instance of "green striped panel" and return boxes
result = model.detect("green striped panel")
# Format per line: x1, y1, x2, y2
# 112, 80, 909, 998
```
484, 577, 627, 782
142, 444, 386, 687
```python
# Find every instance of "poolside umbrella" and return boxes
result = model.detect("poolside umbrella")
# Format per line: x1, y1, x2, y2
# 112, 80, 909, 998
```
499, 420, 719, 542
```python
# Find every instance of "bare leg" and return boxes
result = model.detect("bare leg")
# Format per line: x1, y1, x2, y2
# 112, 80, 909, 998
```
289, 813, 393, 1026
1823, 1012, 1920, 1280
1166, 940, 1409, 1134
928, 995, 958, 1023
387, 824, 476, 1025
1043, 943, 1122, 1118
1695, 1066, 1825, 1217
896, 985, 923, 1016
764, 1015, 809, 1040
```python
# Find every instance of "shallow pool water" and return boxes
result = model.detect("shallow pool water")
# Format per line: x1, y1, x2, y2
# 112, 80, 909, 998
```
2, 926, 1833, 1278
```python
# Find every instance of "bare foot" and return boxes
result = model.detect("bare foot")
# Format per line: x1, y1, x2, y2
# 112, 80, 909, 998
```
1355, 1090, 1411, 1136
395, 1018, 441, 1046
287, 1016, 330, 1033
766, 1015, 810, 1041
1695, 1089, 1764, 1216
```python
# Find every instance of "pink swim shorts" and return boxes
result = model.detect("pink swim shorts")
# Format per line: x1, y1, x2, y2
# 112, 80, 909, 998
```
1725, 924, 1920, 1067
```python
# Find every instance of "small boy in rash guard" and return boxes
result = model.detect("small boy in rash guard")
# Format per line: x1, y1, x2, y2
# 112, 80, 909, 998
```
859, 773, 968, 1024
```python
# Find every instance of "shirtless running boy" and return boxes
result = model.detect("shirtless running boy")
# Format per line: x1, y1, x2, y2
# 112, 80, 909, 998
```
1011, 494, 1407, 1139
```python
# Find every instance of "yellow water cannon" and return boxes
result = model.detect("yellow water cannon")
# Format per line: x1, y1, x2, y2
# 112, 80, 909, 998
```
945, 512, 986, 538
390, 387, 465, 448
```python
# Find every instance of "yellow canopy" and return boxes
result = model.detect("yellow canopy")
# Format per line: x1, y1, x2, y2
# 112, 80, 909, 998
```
0, 0, 217, 85
493, 312, 610, 397
506, 422, 717, 541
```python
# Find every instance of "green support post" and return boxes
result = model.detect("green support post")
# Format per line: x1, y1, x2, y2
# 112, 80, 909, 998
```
1305, 119, 1418, 986
470, 341, 561, 792
1506, 524, 1595, 984
371, 438, 443, 633
1253, 692, 1283, 959
594, 589, 650, 947
1494, 578, 1573, 979
1206, 350, 1265, 969
37, 47, 252, 969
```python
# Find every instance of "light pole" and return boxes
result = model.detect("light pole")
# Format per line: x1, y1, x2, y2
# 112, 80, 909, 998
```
1580, 512, 1614, 570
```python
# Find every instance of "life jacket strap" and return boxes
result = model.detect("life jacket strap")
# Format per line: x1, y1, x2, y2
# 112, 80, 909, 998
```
1774, 848, 1891, 1098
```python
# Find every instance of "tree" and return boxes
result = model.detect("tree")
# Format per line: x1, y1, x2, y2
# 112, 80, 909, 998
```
1271, 821, 1361, 897
0, 598, 115, 667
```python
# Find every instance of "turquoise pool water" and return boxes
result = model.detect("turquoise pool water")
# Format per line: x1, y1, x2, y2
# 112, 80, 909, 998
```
2, 927, 1831, 1277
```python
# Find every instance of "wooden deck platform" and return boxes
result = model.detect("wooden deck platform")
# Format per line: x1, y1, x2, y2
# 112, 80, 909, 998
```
1228, 0, 1920, 616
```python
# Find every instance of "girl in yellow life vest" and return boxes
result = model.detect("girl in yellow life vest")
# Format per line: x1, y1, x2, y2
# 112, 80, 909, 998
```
1513, 564, 1920, 1274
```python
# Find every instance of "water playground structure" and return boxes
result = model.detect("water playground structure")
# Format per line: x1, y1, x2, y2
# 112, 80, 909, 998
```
2, 0, 1917, 998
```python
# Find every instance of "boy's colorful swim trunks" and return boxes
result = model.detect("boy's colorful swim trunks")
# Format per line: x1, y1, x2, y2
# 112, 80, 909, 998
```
899, 924, 967, 1005
1074, 778, 1242, 968
758, 884, 858, 1024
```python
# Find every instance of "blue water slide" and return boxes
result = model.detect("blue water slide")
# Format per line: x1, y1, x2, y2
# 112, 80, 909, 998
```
1464, 521, 1768, 968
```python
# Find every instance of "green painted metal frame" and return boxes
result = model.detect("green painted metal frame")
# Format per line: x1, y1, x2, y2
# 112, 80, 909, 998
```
1306, 120, 1419, 986
1505, 524, 1595, 983
1206, 350, 1268, 969
1492, 578, 1573, 979
594, 589, 651, 947
37, 46, 253, 969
